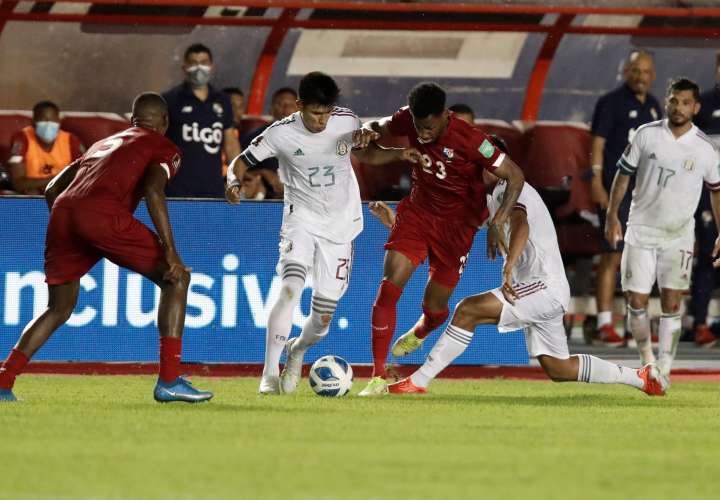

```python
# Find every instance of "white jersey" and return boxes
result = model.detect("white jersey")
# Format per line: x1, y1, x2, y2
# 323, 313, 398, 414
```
618, 119, 720, 247
487, 181, 570, 307
240, 108, 363, 243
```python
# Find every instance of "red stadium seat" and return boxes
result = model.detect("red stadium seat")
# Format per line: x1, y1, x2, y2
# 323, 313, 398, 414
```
0, 111, 32, 164
60, 112, 128, 147
239, 116, 271, 137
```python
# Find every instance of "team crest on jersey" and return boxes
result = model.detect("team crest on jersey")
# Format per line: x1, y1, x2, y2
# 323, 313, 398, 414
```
683, 158, 695, 171
336, 140, 350, 156
213, 102, 224, 117
443, 147, 454, 160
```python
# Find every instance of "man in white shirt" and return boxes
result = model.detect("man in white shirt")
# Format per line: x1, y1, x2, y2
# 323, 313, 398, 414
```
606, 77, 720, 386
225, 72, 419, 394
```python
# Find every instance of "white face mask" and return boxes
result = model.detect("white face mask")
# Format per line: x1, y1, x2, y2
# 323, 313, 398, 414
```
186, 64, 212, 87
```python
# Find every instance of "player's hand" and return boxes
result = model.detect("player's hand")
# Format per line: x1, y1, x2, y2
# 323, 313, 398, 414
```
712, 236, 720, 267
352, 128, 380, 149
400, 148, 422, 164
486, 221, 508, 260
164, 250, 192, 283
225, 184, 242, 205
604, 213, 623, 249
590, 177, 609, 209
501, 265, 518, 305
369, 201, 396, 229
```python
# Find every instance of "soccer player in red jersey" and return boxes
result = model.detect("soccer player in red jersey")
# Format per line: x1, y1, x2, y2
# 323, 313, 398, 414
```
359, 83, 525, 396
0, 93, 212, 403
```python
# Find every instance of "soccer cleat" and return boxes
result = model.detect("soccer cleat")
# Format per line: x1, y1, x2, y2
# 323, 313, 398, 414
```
637, 363, 667, 396
388, 377, 427, 394
358, 376, 388, 396
391, 330, 425, 357
694, 324, 718, 349
598, 324, 625, 347
0, 389, 17, 402
258, 374, 280, 395
279, 338, 303, 394
153, 376, 213, 403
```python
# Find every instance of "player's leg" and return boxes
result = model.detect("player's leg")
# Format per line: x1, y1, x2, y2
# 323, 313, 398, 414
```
657, 288, 684, 382
280, 236, 351, 394
621, 243, 656, 364
596, 252, 624, 346
0, 281, 80, 401
689, 193, 718, 347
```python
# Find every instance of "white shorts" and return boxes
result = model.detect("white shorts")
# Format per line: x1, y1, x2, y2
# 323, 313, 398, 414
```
490, 282, 569, 359
277, 221, 353, 301
621, 234, 694, 294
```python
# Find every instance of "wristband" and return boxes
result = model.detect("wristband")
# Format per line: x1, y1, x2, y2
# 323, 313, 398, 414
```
591, 164, 603, 174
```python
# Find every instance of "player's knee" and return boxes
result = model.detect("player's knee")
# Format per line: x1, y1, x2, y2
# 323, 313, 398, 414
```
453, 298, 480, 329
661, 300, 681, 314
539, 356, 573, 382
49, 301, 75, 322
627, 295, 647, 310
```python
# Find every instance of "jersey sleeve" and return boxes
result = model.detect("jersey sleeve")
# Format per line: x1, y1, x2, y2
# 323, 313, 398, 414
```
616, 127, 644, 176
152, 141, 182, 180
239, 126, 278, 168
590, 95, 614, 139
467, 128, 506, 171
703, 149, 720, 191
8, 131, 28, 163
384, 107, 414, 137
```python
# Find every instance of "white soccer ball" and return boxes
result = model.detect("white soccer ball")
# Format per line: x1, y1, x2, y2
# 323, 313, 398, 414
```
308, 355, 353, 397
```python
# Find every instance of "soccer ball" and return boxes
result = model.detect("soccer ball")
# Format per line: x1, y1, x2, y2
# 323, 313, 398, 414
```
308, 355, 353, 397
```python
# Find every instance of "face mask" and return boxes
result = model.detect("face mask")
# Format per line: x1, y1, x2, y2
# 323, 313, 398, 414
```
35, 121, 60, 143
186, 64, 212, 87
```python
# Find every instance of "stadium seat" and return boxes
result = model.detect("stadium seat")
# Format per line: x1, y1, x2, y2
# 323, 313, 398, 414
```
0, 111, 32, 164
60, 112, 128, 147
239, 116, 271, 137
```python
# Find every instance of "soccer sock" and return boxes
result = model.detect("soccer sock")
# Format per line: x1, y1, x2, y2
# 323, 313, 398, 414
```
597, 310, 613, 328
411, 324, 473, 388
0, 349, 30, 390
295, 295, 336, 352
413, 305, 449, 340
628, 306, 655, 364
159, 336, 182, 383
658, 314, 682, 378
575, 354, 643, 389
264, 271, 305, 377
371, 279, 403, 378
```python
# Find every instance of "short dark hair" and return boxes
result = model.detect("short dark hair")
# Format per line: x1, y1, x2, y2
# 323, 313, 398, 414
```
184, 43, 213, 62
272, 87, 298, 101
667, 77, 700, 101
488, 134, 509, 155
298, 72, 339, 107
32, 100, 60, 118
223, 87, 244, 97
448, 103, 474, 116
408, 82, 446, 119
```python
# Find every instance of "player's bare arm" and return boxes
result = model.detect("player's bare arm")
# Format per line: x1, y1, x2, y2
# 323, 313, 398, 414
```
710, 190, 720, 267
44, 161, 80, 209
487, 157, 524, 259
143, 164, 190, 283
9, 159, 53, 195
589, 135, 608, 207
257, 168, 284, 197
223, 128, 241, 163
605, 171, 631, 249
501, 208, 529, 304
225, 154, 249, 204
353, 142, 422, 166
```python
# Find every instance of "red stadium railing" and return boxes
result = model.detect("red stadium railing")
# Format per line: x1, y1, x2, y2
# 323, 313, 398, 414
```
1, 0, 719, 119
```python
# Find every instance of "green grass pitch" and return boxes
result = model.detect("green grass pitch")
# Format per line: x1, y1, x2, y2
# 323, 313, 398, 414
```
1, 376, 718, 500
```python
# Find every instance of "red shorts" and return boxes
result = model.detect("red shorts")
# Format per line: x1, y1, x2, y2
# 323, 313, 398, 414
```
384, 200, 477, 288
44, 206, 164, 285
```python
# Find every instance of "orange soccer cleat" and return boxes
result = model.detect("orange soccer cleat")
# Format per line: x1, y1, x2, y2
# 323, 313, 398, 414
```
387, 377, 427, 394
637, 364, 667, 397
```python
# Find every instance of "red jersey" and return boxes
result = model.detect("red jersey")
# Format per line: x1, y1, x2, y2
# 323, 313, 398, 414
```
55, 127, 181, 213
386, 107, 506, 221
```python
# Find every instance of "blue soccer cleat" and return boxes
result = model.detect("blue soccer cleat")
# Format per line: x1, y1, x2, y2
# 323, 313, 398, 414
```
0, 389, 17, 402
153, 376, 213, 403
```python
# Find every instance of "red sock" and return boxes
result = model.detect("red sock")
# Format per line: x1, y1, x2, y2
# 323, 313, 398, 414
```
159, 337, 182, 383
371, 280, 403, 378
0, 349, 29, 390
413, 305, 449, 340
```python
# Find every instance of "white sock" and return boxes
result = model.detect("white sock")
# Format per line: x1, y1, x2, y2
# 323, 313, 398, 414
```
597, 310, 612, 328
411, 324, 473, 388
576, 354, 643, 389
627, 306, 655, 364
658, 314, 682, 378
262, 268, 305, 377
294, 294, 336, 352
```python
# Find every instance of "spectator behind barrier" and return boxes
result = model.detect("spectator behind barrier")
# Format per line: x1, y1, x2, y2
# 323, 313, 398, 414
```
223, 87, 245, 128
589, 50, 662, 346
448, 103, 475, 125
163, 43, 241, 198
7, 101, 84, 195
238, 87, 299, 199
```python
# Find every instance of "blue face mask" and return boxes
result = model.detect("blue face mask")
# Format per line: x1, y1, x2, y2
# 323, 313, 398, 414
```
35, 121, 60, 143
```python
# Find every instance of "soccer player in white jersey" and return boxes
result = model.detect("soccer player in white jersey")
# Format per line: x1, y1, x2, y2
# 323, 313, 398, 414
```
606, 78, 720, 386
225, 72, 419, 394
375, 167, 666, 396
